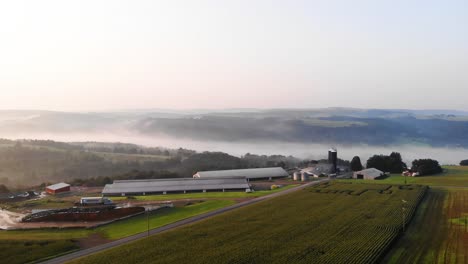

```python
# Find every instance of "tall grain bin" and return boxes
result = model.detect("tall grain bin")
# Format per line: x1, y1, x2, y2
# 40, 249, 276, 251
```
293, 172, 301, 181
301, 172, 310, 182
328, 148, 338, 173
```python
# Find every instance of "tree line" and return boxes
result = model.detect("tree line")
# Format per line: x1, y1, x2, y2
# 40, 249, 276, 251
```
350, 152, 443, 176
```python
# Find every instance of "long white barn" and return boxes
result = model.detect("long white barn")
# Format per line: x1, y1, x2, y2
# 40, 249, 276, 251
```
193, 167, 289, 181
102, 177, 251, 196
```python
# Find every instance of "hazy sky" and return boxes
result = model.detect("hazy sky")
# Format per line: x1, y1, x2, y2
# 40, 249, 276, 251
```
0, 0, 467, 111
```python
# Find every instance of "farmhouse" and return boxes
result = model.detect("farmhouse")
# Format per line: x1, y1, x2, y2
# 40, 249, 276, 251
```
45, 182, 71, 195
102, 177, 251, 196
193, 167, 289, 181
353, 168, 384, 180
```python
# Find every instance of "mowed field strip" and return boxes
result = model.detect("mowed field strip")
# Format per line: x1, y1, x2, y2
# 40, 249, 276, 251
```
383, 188, 468, 263
68, 182, 426, 264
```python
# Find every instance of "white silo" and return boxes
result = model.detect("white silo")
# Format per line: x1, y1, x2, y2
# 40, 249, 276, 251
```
301, 172, 310, 182
293, 172, 301, 181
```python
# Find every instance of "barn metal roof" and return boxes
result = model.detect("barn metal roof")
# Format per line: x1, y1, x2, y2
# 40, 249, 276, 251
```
301, 164, 335, 175
193, 167, 289, 179
46, 182, 70, 190
102, 177, 250, 195
355, 168, 384, 178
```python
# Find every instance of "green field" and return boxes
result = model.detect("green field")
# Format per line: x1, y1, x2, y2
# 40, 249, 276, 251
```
69, 182, 427, 264
0, 200, 234, 264
111, 184, 300, 202
93, 151, 170, 162
382, 188, 468, 263
339, 166, 468, 187
2, 197, 76, 212
97, 200, 234, 239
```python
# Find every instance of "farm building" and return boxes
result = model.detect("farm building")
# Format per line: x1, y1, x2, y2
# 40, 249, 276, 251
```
45, 182, 71, 195
102, 177, 251, 196
193, 167, 289, 181
80, 197, 113, 205
402, 170, 420, 177
353, 168, 385, 180
301, 164, 336, 178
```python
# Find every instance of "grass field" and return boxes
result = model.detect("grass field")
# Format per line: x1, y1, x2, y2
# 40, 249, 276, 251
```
69, 182, 427, 264
382, 188, 467, 263
111, 184, 299, 202
3, 197, 76, 212
96, 200, 234, 239
339, 166, 468, 187
93, 151, 170, 162
0, 200, 234, 264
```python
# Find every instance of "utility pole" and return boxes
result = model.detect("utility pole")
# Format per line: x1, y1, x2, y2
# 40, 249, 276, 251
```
401, 199, 407, 233
147, 207, 150, 237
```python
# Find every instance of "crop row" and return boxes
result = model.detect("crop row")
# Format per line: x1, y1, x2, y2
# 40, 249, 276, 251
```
69, 182, 428, 264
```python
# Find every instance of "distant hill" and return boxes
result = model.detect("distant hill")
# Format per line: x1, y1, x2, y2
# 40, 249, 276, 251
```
1, 108, 468, 147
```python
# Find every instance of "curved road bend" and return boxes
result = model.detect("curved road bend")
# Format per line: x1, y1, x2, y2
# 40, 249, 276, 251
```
40, 179, 329, 264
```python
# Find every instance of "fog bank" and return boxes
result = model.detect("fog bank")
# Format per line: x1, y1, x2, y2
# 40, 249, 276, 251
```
1, 131, 467, 165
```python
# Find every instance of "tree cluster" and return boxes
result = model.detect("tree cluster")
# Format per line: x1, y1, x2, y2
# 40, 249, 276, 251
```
460, 160, 468, 166
366, 152, 406, 173
350, 156, 363, 171
411, 159, 442, 176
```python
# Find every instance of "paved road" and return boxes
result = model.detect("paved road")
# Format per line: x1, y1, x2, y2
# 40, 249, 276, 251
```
40, 179, 328, 264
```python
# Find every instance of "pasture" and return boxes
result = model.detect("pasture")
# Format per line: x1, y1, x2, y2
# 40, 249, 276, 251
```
69, 182, 427, 264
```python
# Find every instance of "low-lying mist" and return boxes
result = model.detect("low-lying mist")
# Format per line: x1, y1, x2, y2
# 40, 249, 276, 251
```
2, 131, 467, 165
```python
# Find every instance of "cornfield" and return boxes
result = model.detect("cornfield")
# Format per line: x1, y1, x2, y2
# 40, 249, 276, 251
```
71, 182, 427, 264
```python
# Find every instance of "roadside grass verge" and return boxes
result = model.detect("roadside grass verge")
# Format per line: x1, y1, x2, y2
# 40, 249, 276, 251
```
96, 200, 235, 239
110, 184, 299, 202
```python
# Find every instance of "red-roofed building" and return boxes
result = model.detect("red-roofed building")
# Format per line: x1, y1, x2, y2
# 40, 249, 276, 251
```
46, 182, 71, 195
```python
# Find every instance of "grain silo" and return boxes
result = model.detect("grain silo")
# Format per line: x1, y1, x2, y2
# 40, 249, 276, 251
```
301, 172, 310, 182
293, 171, 301, 181
328, 148, 338, 173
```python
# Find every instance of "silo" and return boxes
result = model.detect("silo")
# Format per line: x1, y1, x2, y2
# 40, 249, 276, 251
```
301, 172, 310, 182
328, 148, 338, 173
293, 172, 301, 181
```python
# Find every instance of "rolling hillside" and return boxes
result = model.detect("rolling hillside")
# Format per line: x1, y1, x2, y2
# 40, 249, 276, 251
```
2, 108, 468, 147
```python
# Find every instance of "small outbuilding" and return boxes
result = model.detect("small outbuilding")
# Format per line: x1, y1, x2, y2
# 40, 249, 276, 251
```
353, 168, 385, 180
45, 182, 71, 195
80, 197, 113, 205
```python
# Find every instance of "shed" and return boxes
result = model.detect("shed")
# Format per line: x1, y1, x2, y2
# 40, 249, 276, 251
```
80, 197, 112, 205
353, 168, 385, 180
45, 183, 71, 195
